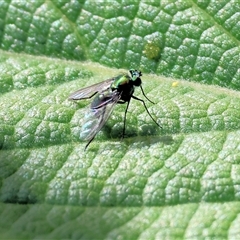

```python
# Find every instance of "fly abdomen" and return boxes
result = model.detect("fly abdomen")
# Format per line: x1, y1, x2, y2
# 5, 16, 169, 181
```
80, 107, 105, 140
91, 90, 114, 109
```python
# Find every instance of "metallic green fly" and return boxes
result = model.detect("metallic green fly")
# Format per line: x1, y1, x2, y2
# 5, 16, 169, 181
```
69, 69, 160, 149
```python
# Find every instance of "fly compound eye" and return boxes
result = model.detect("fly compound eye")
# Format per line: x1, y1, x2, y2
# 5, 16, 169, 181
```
129, 69, 142, 81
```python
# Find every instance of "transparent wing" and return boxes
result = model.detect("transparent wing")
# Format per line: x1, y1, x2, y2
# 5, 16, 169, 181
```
80, 91, 122, 142
69, 79, 114, 100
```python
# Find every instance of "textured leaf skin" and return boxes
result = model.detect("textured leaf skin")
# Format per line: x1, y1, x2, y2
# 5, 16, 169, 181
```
0, 203, 240, 239
1, 52, 240, 238
1, 0, 240, 239
0, 0, 240, 89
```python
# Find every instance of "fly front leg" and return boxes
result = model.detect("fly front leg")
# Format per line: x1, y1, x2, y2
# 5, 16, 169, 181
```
121, 99, 131, 140
131, 95, 161, 128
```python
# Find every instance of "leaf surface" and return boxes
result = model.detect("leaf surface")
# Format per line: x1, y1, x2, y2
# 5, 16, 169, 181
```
0, 0, 240, 239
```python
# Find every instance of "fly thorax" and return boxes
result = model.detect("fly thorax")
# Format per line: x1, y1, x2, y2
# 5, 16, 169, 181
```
111, 75, 130, 90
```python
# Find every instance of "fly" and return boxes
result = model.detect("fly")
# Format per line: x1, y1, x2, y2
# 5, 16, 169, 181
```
69, 69, 160, 149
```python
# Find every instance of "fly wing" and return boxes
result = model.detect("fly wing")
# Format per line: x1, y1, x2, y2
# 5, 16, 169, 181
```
69, 79, 114, 100
80, 91, 122, 142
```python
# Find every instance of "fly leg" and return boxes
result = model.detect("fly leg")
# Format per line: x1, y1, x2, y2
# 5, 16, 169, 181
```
117, 99, 130, 140
140, 85, 155, 104
131, 95, 161, 128
122, 100, 131, 140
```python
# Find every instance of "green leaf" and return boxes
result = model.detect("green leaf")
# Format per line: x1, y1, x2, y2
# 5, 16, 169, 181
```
1, 203, 240, 239
1, 51, 240, 238
0, 0, 239, 89
0, 0, 240, 239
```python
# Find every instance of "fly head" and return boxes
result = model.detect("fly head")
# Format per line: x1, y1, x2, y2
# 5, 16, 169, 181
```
129, 69, 142, 87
